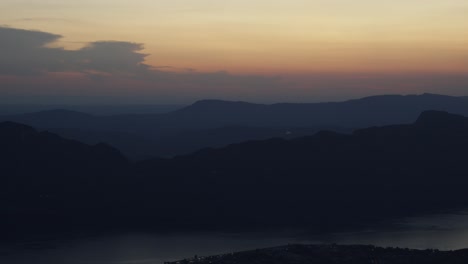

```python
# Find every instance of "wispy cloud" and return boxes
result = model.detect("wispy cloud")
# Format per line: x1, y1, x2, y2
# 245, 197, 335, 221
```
17, 17, 78, 23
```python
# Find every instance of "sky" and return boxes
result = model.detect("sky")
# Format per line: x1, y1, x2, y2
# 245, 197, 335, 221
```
1, 0, 468, 104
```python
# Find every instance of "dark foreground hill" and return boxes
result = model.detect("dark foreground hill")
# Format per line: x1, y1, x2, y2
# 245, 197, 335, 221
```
1, 93, 467, 159
3, 110, 468, 236
0, 121, 128, 193
168, 244, 468, 264
134, 110, 468, 230
0, 122, 130, 237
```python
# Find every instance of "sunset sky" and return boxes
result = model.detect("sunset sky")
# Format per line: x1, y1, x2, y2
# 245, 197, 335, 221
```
1, 0, 468, 103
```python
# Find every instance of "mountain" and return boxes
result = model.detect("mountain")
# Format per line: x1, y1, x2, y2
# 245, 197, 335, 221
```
0, 121, 129, 198
169, 93, 468, 128
133, 110, 468, 230
4, 110, 468, 234
0, 121, 128, 180
0, 122, 129, 236
1, 93, 467, 159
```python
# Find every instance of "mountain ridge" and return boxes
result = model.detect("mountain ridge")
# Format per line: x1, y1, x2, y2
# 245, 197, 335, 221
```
1, 93, 468, 160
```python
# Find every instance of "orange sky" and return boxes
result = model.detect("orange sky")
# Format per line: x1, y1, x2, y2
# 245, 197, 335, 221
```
0, 1, 467, 103
1, 0, 467, 75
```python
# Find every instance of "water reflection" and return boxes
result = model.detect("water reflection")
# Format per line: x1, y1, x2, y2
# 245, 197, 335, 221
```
0, 233, 307, 264
334, 211, 468, 250
3, 212, 468, 264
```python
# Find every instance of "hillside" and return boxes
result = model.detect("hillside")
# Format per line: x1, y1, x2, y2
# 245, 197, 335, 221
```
168, 244, 468, 264
0, 121, 130, 236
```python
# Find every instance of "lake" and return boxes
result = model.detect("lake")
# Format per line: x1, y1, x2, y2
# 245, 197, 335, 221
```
2, 211, 468, 264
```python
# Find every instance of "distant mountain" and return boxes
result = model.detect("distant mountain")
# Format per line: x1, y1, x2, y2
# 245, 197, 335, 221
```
0, 104, 184, 115
171, 93, 468, 128
1, 93, 467, 159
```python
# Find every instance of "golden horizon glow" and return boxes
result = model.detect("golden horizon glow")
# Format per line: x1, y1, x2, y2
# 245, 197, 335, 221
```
1, 0, 468, 75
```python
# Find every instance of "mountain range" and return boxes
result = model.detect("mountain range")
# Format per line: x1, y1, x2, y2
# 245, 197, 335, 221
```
1, 93, 468, 159
3, 108, 468, 235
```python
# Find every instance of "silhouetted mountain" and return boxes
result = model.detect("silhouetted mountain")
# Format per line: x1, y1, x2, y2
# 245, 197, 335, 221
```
4, 110, 468, 235
0, 122, 129, 236
133, 110, 468, 230
0, 121, 127, 175
0, 121, 129, 197
45, 127, 161, 160
1, 93, 467, 159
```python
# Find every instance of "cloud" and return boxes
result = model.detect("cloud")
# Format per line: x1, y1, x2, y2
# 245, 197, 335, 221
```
0, 26, 150, 76
0, 26, 278, 82
0, 27, 62, 75
72, 41, 150, 75
0, 26, 287, 103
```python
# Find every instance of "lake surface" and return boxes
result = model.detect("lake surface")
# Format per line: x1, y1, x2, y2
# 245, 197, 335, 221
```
3, 211, 468, 264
